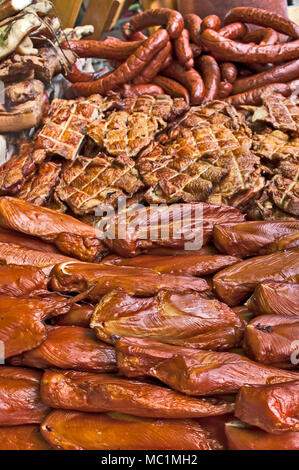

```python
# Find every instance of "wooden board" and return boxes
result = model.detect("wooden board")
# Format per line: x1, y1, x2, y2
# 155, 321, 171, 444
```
51, 0, 83, 28
82, 0, 125, 40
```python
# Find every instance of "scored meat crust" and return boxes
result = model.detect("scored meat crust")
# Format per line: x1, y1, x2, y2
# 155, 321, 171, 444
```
0, 92, 298, 220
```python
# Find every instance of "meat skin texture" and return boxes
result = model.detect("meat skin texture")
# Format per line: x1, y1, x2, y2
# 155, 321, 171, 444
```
41, 410, 222, 450
41, 369, 234, 418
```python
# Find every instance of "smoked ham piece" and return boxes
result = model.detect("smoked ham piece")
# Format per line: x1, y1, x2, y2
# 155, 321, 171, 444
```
247, 282, 299, 317
0, 197, 107, 262
91, 290, 244, 350
103, 203, 245, 257
0, 265, 47, 297
0, 366, 49, 425
101, 253, 240, 276
244, 315, 299, 367
225, 421, 299, 450
49, 262, 209, 300
9, 326, 117, 373
213, 221, 299, 258
235, 381, 299, 434
41, 410, 222, 450
213, 248, 299, 306
0, 425, 51, 450
0, 294, 89, 358
113, 337, 299, 395
0, 242, 76, 275
41, 370, 234, 418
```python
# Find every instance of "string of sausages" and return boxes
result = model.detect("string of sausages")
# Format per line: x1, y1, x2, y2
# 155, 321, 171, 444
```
62, 7, 299, 106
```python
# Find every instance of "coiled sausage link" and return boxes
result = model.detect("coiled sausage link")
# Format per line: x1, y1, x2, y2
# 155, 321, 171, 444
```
133, 42, 172, 84
242, 28, 279, 46
63, 38, 143, 60
224, 7, 299, 39
197, 55, 221, 101
122, 8, 184, 40
153, 75, 190, 103
220, 62, 238, 84
174, 29, 194, 69
218, 22, 248, 39
232, 59, 299, 95
200, 28, 299, 64
72, 29, 169, 97
162, 61, 205, 104
183, 13, 202, 45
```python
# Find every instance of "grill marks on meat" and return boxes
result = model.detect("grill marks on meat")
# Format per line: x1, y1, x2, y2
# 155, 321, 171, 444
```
252, 94, 299, 134
87, 95, 188, 159
137, 104, 257, 205
88, 111, 166, 159
55, 154, 144, 215
35, 95, 114, 160
18, 162, 61, 206
3, 93, 299, 220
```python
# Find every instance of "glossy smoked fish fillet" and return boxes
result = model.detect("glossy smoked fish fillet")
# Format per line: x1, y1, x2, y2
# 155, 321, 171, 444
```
262, 232, 299, 254
91, 290, 244, 350
213, 221, 299, 258
9, 326, 117, 373
41, 370, 234, 418
0, 425, 51, 450
225, 421, 299, 450
244, 315, 299, 367
101, 253, 240, 276
0, 294, 89, 359
113, 337, 299, 395
150, 351, 299, 396
235, 381, 299, 434
53, 303, 94, 328
247, 282, 299, 317
50, 262, 209, 300
213, 248, 299, 307
0, 265, 48, 297
0, 227, 59, 253
0, 197, 107, 262
0, 242, 76, 275
114, 336, 196, 378
0, 367, 49, 426
41, 410, 222, 450
103, 203, 245, 257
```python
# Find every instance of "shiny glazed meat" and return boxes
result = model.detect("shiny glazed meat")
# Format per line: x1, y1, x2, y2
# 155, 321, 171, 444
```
9, 326, 117, 373
0, 197, 106, 261
0, 227, 59, 253
0, 265, 48, 297
0, 296, 86, 359
0, 242, 76, 275
91, 290, 245, 350
0, 367, 49, 425
213, 221, 299, 258
103, 203, 245, 257
41, 410, 222, 450
235, 381, 299, 434
114, 336, 196, 378
41, 370, 234, 418
244, 315, 299, 367
213, 248, 299, 306
0, 425, 51, 450
114, 337, 299, 394
53, 304, 94, 328
247, 282, 299, 316
49, 261, 209, 300
225, 421, 299, 450
101, 253, 240, 276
